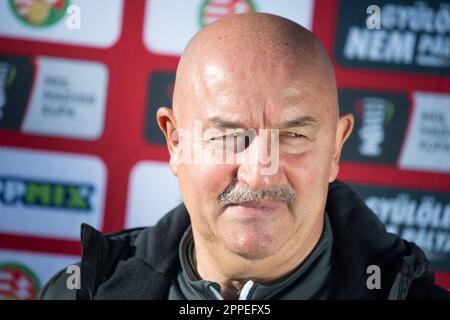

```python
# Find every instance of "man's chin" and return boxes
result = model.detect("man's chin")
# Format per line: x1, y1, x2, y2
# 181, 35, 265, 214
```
216, 213, 291, 260
223, 231, 278, 260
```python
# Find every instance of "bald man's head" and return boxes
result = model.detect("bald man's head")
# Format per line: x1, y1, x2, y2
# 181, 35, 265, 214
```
172, 13, 338, 121
156, 12, 354, 268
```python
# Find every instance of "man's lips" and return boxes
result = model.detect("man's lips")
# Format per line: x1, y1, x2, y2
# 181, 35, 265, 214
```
236, 200, 282, 210
225, 200, 285, 218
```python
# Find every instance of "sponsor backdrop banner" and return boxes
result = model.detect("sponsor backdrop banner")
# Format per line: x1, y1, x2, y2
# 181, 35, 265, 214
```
0, 0, 449, 298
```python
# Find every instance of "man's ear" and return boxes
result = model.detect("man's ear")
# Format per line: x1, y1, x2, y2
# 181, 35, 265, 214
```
157, 107, 179, 176
329, 113, 354, 182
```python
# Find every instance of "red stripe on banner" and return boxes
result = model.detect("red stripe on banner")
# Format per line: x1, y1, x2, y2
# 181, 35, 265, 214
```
338, 163, 450, 191
0, 234, 80, 256
435, 272, 450, 291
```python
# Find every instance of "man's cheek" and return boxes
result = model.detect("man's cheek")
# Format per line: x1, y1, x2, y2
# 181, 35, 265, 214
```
201, 165, 234, 188
282, 152, 318, 185
286, 165, 323, 201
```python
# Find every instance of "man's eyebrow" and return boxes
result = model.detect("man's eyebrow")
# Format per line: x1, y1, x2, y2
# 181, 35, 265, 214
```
203, 115, 319, 130
275, 116, 319, 129
203, 116, 246, 130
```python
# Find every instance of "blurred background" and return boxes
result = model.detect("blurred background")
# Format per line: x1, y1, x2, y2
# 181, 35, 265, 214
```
0, 0, 449, 299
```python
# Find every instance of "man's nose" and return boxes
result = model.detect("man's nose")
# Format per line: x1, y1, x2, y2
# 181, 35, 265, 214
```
236, 132, 283, 191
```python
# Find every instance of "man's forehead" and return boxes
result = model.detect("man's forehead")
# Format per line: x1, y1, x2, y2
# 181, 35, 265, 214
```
187, 35, 327, 94
181, 71, 330, 127
193, 60, 319, 102
173, 13, 338, 124
194, 47, 312, 86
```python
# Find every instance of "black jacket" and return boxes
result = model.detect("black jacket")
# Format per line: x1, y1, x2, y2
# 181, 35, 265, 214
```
39, 180, 450, 300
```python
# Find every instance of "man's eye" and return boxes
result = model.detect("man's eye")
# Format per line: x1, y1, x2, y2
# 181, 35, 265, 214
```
283, 132, 305, 138
208, 131, 241, 141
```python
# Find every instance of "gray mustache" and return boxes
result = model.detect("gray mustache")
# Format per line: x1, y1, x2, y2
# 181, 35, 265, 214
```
218, 178, 295, 207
